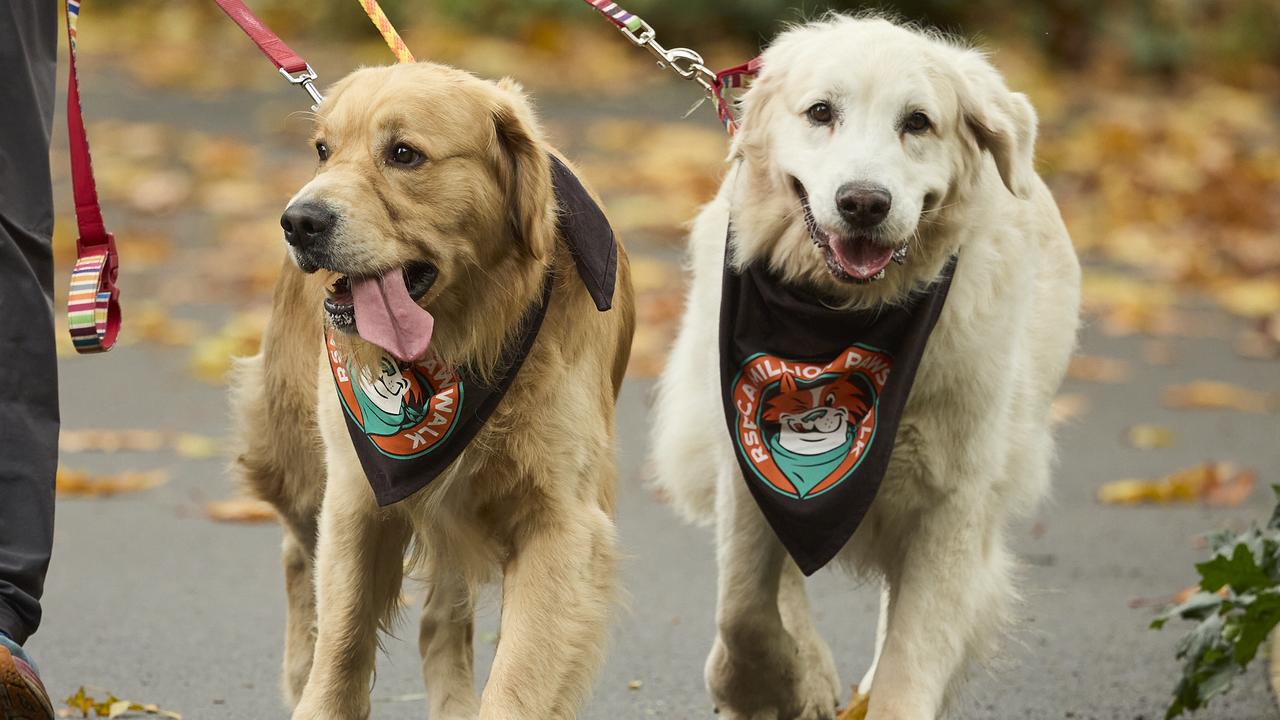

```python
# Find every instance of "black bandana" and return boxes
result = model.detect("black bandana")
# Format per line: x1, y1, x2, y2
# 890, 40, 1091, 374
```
719, 234, 957, 574
326, 155, 616, 506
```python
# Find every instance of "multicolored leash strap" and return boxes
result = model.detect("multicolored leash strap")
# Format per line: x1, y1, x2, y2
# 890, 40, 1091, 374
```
212, 0, 325, 109
357, 0, 414, 64
712, 56, 763, 133
65, 0, 121, 354
579, 0, 761, 134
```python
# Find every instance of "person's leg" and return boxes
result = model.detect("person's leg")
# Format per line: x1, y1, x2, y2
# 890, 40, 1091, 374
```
0, 0, 60, 649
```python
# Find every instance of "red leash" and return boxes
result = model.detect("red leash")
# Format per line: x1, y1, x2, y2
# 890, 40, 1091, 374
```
65, 0, 119, 353
212, 0, 325, 109
65, 0, 326, 354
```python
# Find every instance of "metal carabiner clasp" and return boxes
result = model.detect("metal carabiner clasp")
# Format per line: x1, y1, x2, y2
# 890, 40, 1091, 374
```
647, 42, 718, 95
280, 65, 324, 111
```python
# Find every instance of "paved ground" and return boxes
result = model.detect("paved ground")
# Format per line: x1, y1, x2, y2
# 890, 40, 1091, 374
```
22, 61, 1280, 720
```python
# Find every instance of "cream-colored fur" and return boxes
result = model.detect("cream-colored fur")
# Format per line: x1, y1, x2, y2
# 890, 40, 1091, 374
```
651, 17, 1080, 720
230, 63, 634, 720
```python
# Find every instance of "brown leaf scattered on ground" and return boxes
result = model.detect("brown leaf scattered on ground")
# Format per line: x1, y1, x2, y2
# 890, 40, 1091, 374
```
62, 686, 182, 718
1067, 355, 1132, 383
1129, 584, 1226, 610
60, 430, 165, 454
1050, 394, 1090, 425
1162, 381, 1277, 412
205, 497, 277, 524
1097, 462, 1255, 506
60, 431, 220, 459
55, 468, 169, 498
837, 688, 870, 720
1125, 424, 1176, 449
1235, 312, 1280, 360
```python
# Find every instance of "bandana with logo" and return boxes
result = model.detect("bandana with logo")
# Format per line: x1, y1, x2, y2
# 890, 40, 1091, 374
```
719, 235, 957, 574
326, 155, 616, 506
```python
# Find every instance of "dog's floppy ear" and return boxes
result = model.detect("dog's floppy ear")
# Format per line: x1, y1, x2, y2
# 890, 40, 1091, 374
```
728, 64, 779, 161
953, 51, 1039, 199
491, 79, 555, 260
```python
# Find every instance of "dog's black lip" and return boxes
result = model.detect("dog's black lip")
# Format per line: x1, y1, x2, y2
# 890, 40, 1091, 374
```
322, 261, 439, 331
789, 176, 906, 285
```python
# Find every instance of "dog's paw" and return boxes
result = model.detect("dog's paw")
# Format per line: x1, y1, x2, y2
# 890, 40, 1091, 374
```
795, 627, 842, 711
706, 633, 841, 720
289, 696, 369, 720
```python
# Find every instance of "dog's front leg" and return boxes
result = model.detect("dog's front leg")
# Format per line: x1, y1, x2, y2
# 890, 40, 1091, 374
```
866, 497, 1012, 720
419, 566, 479, 719
479, 502, 617, 720
292, 469, 411, 720
280, 518, 319, 707
707, 469, 840, 720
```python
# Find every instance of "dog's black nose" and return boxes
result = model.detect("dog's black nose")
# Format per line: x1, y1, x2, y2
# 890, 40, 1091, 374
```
836, 183, 892, 228
280, 203, 335, 248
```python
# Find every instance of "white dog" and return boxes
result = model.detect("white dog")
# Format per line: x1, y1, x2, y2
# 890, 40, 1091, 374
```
652, 16, 1081, 720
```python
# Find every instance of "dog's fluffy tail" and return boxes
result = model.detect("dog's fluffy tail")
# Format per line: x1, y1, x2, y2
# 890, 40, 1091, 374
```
227, 258, 326, 528
647, 309, 720, 527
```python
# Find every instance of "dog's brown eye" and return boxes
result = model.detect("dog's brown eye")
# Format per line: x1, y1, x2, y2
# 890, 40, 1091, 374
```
806, 102, 834, 125
315, 142, 329, 162
389, 143, 424, 167
903, 112, 932, 134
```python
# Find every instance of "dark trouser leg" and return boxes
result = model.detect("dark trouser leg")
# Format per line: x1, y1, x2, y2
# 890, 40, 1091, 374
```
0, 0, 59, 646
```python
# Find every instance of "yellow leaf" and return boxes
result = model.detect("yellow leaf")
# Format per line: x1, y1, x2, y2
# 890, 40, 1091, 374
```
56, 468, 169, 498
1098, 462, 1254, 506
1163, 381, 1276, 412
206, 497, 277, 524
65, 687, 94, 716
173, 434, 220, 460
1211, 278, 1280, 319
1050, 394, 1089, 425
838, 689, 870, 720
1126, 424, 1175, 449
107, 700, 132, 718
1067, 355, 1131, 383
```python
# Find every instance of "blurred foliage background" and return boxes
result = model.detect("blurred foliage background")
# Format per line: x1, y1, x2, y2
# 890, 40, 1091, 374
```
61, 0, 1280, 376
93, 0, 1280, 80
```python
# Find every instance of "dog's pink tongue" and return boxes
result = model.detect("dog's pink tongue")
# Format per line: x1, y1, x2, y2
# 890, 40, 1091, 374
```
830, 236, 895, 281
351, 269, 435, 363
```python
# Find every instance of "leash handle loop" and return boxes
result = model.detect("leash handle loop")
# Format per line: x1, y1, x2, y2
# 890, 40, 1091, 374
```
64, 0, 121, 354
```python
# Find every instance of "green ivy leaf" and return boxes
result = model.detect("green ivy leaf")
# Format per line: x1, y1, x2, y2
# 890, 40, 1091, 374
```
1197, 544, 1270, 594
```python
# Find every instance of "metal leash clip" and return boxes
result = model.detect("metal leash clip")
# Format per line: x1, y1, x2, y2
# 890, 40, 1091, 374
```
279, 65, 325, 110
616, 19, 717, 97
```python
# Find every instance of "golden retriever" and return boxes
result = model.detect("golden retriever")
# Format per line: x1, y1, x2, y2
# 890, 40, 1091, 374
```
652, 16, 1081, 720
230, 62, 634, 720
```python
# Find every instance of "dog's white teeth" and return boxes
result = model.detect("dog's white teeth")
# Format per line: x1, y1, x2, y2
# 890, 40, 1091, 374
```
871, 268, 887, 281
892, 246, 909, 265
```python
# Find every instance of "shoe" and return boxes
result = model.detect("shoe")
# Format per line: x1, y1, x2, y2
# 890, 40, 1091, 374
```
0, 644, 54, 720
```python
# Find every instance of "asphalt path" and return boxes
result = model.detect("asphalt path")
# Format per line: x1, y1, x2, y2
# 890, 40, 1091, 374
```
22, 61, 1280, 720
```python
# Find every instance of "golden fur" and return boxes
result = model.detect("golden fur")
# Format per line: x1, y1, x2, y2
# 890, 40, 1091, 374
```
230, 63, 634, 720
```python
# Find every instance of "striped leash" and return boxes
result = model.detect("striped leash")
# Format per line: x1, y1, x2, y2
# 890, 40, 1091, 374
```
357, 0, 415, 64
65, 0, 120, 353
579, 0, 761, 134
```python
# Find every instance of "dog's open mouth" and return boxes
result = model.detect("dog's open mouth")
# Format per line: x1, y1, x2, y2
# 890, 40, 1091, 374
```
323, 261, 438, 332
793, 178, 907, 284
